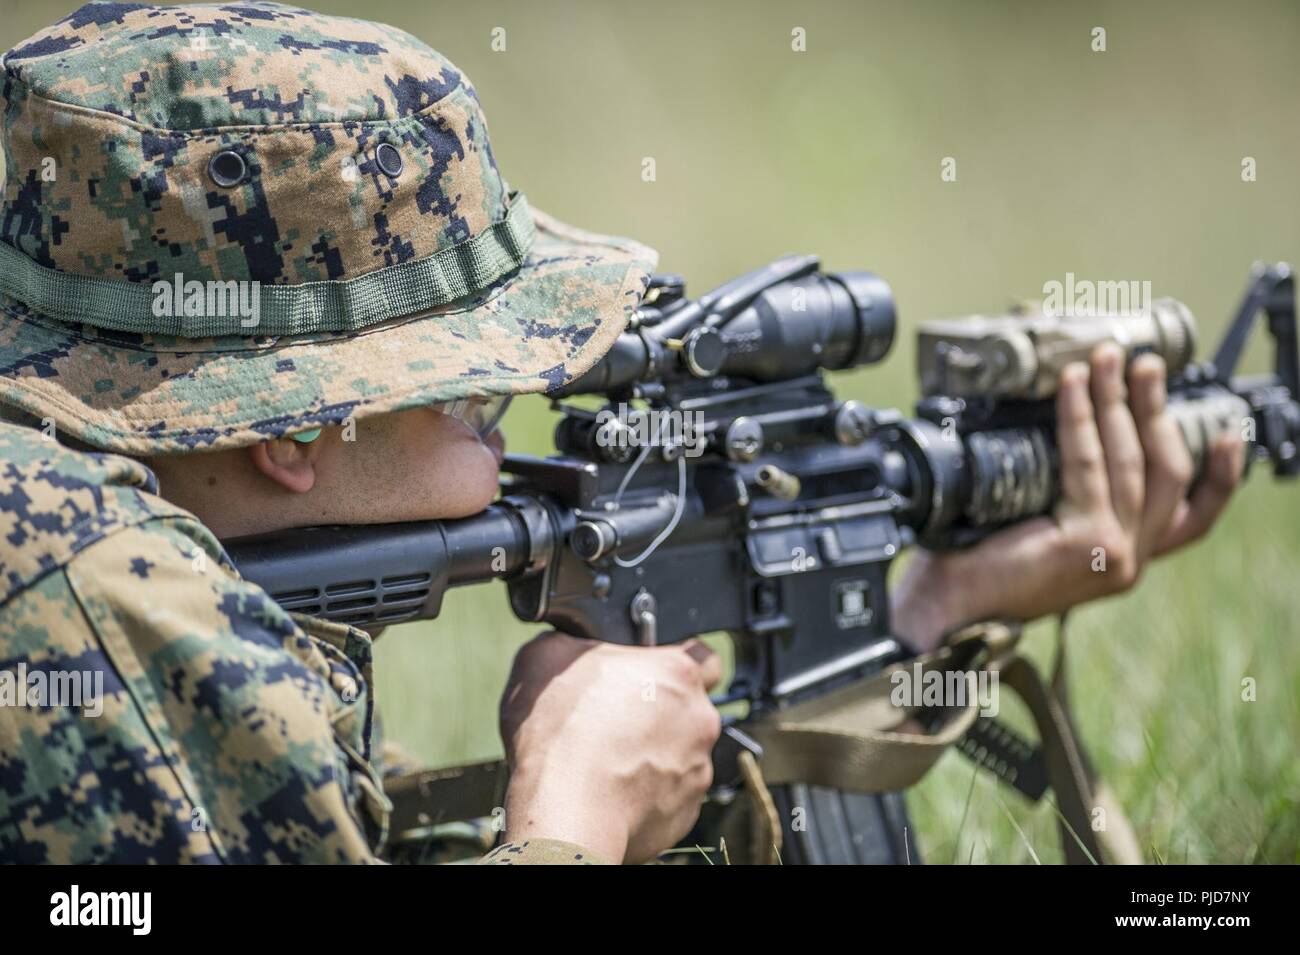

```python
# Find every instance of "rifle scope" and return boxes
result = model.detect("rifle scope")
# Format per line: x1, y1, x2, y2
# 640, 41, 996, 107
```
553, 256, 896, 397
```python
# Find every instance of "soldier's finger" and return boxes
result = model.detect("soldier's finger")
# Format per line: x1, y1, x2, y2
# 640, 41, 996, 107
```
1090, 344, 1144, 526
1055, 362, 1110, 511
1157, 433, 1244, 554
1128, 354, 1193, 559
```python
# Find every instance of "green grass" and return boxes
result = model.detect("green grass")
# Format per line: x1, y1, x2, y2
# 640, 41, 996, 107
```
5, 0, 1298, 864
907, 486, 1300, 864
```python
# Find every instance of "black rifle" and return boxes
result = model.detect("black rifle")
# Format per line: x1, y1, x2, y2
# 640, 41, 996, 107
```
226, 259, 1299, 864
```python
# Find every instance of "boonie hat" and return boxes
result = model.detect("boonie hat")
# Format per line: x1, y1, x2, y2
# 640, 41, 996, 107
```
0, 1, 657, 453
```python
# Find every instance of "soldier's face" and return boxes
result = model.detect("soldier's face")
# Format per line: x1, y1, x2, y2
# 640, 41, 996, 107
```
146, 406, 506, 539
319, 405, 506, 522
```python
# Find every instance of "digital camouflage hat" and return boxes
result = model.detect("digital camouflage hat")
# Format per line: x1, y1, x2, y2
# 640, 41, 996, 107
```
0, 1, 657, 454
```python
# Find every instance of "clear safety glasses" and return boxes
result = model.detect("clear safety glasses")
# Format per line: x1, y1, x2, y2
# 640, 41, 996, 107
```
433, 395, 513, 438
288, 395, 512, 444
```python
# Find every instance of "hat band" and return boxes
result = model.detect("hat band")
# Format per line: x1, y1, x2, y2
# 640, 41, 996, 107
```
0, 192, 536, 338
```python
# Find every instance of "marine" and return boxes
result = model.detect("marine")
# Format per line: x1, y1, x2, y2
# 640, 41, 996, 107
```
0, 1, 1244, 865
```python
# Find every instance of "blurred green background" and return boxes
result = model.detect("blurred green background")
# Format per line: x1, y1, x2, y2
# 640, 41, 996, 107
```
4, 0, 1297, 862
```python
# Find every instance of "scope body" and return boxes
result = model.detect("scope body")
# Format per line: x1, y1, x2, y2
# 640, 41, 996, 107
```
554, 256, 896, 399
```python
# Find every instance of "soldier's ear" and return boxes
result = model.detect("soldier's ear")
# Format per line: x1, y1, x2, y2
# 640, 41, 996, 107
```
249, 436, 320, 494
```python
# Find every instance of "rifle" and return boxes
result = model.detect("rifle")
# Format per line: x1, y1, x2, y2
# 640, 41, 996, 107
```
226, 259, 1299, 864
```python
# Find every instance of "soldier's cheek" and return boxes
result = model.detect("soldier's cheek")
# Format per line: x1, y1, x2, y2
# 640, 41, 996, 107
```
413, 432, 503, 520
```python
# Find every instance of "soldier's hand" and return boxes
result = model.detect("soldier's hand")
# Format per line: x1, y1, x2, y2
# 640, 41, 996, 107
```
498, 631, 723, 864
894, 342, 1245, 651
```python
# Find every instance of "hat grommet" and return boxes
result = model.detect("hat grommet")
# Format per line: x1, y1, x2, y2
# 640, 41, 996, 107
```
208, 149, 247, 187
374, 142, 404, 178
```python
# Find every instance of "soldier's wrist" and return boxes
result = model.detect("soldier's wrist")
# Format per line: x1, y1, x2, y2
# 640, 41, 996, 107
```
503, 765, 630, 864
892, 550, 974, 652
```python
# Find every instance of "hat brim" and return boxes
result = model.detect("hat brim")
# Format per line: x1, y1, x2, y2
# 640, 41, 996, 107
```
0, 206, 656, 454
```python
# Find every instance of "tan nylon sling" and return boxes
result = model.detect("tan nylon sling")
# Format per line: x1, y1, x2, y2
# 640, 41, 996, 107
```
742, 618, 1142, 865
745, 622, 1016, 793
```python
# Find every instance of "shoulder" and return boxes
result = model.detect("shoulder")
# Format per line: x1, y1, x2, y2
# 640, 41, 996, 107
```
0, 418, 310, 668
0, 424, 383, 862
0, 421, 223, 607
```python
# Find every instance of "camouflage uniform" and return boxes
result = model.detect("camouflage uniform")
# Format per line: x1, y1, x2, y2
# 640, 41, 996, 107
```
0, 1, 657, 864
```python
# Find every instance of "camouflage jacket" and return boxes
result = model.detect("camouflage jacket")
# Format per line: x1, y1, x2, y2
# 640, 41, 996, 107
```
0, 422, 603, 864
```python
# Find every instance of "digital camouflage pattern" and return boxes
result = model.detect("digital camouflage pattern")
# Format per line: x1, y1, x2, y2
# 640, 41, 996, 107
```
0, 420, 599, 864
2, 1, 511, 281
0, 1, 657, 454
0, 420, 382, 861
